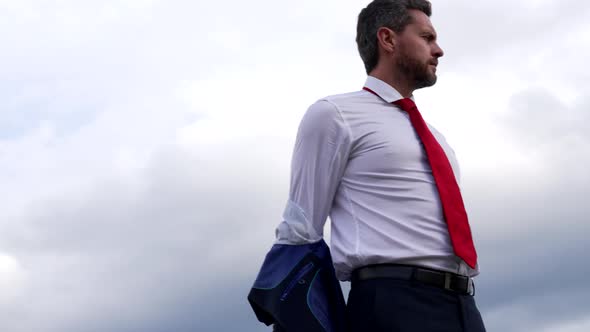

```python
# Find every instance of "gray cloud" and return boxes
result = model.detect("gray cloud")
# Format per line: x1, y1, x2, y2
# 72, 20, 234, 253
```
0, 138, 288, 332
460, 89, 590, 331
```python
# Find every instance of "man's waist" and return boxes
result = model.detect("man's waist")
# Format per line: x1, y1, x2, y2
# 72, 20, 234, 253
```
333, 252, 478, 280
351, 263, 475, 296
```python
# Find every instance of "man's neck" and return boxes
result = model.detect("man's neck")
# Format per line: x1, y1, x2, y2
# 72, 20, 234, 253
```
369, 68, 414, 98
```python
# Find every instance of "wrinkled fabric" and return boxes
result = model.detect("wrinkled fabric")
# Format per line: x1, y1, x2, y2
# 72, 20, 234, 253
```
275, 76, 478, 280
248, 240, 345, 332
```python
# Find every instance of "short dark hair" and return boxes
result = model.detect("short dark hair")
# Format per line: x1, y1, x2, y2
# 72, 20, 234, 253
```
356, 0, 432, 74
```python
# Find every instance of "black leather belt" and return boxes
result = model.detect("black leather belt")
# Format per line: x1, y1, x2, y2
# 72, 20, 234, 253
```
352, 264, 475, 296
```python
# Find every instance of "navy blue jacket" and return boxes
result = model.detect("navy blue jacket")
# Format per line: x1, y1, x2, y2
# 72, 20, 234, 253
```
247, 240, 346, 332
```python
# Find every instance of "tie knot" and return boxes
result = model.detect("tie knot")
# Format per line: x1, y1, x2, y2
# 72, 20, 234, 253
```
393, 98, 417, 113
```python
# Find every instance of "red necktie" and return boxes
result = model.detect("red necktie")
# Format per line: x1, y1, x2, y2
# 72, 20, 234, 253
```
393, 97, 477, 268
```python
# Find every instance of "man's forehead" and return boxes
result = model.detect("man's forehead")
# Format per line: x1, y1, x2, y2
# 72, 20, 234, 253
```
407, 9, 436, 32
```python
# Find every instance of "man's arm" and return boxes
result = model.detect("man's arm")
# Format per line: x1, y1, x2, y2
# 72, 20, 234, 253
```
248, 99, 351, 332
275, 99, 352, 245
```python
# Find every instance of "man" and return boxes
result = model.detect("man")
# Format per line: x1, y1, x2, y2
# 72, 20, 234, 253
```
249, 0, 486, 331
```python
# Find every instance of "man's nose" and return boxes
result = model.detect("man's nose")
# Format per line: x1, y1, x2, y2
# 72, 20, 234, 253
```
433, 42, 444, 58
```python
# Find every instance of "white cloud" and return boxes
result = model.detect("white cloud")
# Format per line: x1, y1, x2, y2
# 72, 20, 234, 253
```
541, 316, 590, 332
0, 254, 27, 302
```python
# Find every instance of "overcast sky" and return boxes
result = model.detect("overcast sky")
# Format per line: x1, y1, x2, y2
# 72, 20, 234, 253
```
0, 0, 589, 331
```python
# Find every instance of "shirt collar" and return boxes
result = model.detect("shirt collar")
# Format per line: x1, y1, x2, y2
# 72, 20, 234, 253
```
363, 76, 415, 103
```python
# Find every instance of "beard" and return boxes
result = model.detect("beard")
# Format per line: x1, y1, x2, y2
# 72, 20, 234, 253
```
396, 51, 437, 90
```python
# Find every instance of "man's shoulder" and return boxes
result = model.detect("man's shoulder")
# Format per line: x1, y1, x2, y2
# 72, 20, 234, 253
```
306, 90, 366, 114
298, 90, 364, 133
303, 90, 362, 117
319, 90, 366, 105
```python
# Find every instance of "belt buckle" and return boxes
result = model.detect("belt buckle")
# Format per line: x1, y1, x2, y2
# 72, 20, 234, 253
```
444, 273, 475, 296
468, 278, 476, 296
443, 272, 452, 291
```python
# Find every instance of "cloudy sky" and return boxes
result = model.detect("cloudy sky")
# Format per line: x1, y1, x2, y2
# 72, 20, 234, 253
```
0, 0, 589, 331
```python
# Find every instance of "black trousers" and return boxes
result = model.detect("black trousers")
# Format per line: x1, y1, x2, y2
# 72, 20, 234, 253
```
346, 277, 486, 332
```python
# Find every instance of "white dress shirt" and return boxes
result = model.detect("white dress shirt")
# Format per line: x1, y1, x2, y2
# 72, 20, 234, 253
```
275, 76, 479, 281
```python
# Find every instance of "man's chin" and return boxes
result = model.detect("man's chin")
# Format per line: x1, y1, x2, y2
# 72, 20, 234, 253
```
415, 76, 437, 89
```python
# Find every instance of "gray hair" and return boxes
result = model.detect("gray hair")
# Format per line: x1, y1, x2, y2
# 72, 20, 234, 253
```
356, 0, 432, 74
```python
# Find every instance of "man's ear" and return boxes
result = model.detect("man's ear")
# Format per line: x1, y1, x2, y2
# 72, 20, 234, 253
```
376, 27, 396, 54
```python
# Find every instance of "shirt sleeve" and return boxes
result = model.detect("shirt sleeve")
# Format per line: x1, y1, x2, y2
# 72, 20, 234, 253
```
275, 99, 352, 244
